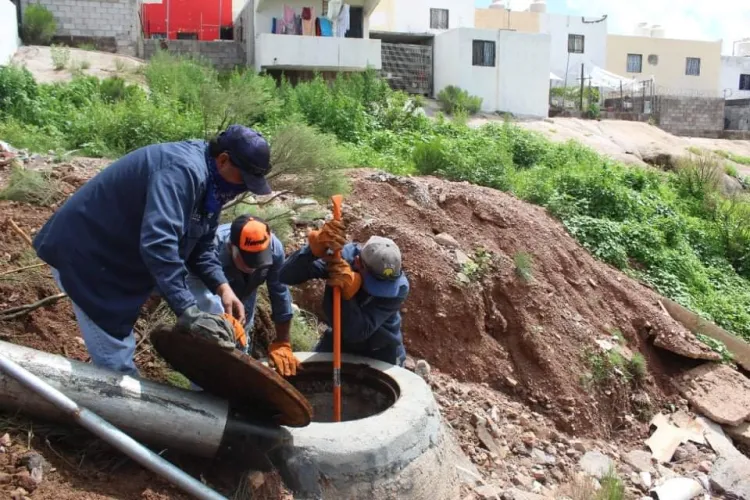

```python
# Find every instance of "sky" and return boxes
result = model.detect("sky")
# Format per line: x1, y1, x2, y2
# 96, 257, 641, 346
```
474, 0, 749, 55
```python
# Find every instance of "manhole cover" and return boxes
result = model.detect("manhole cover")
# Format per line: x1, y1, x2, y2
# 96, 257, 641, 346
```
151, 327, 313, 427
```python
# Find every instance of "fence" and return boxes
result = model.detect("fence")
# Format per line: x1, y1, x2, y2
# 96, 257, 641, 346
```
380, 43, 432, 96
725, 99, 750, 131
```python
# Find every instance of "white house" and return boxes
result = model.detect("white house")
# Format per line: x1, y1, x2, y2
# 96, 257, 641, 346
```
539, 13, 608, 85
235, 0, 382, 74
720, 56, 750, 100
0, 0, 19, 65
369, 0, 474, 34
434, 28, 550, 117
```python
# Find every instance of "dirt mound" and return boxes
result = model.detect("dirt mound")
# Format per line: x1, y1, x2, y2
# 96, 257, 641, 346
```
294, 171, 709, 437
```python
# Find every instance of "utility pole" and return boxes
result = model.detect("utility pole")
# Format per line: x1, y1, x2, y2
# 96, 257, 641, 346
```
579, 63, 585, 111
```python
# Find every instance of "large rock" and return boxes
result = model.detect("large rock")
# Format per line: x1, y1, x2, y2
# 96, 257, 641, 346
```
710, 456, 750, 499
725, 422, 750, 448
623, 449, 655, 474
674, 363, 750, 425
653, 329, 721, 361
579, 451, 615, 479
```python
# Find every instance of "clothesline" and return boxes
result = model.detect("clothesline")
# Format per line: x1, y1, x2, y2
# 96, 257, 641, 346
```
272, 3, 351, 38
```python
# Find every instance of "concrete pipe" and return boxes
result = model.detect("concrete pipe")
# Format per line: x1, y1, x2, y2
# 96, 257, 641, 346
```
273, 352, 465, 500
0, 341, 285, 460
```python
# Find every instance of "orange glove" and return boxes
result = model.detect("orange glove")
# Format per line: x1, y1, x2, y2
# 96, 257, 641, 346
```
223, 313, 247, 349
268, 341, 301, 377
326, 260, 362, 300
308, 220, 346, 259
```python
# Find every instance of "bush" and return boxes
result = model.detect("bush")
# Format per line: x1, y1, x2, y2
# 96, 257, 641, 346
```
99, 76, 128, 103
22, 4, 57, 45
50, 45, 70, 70
437, 85, 482, 115
674, 150, 722, 199
0, 166, 64, 205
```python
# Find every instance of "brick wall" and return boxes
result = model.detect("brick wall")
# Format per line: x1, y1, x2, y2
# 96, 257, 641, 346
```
655, 96, 725, 137
725, 99, 750, 131
21, 0, 140, 55
142, 39, 246, 70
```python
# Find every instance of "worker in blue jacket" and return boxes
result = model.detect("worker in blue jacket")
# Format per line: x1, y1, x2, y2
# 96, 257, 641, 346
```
186, 215, 301, 376
280, 225, 409, 366
33, 125, 273, 377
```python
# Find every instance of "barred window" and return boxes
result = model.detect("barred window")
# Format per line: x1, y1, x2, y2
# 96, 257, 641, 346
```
740, 74, 750, 90
472, 40, 495, 67
685, 57, 701, 76
627, 54, 642, 73
430, 8, 449, 30
568, 34, 584, 54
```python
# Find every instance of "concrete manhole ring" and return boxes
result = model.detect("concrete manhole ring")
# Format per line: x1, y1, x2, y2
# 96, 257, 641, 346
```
273, 352, 463, 500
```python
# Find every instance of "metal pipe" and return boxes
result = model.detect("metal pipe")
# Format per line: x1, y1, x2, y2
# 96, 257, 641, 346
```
0, 352, 227, 500
0, 341, 229, 457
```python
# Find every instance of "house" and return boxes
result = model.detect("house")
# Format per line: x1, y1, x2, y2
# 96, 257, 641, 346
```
1, 0, 20, 64
370, 0, 474, 34
235, 0, 382, 77
433, 28, 550, 117
474, 2, 608, 85
142, 0, 234, 41
606, 34, 722, 96
720, 55, 750, 100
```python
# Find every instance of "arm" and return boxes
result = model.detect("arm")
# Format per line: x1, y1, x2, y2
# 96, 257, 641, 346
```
279, 245, 327, 285
186, 213, 227, 293
322, 291, 404, 344
267, 245, 294, 339
139, 166, 199, 317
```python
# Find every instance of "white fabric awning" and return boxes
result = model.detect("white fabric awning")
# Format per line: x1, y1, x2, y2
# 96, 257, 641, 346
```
589, 66, 642, 90
550, 72, 563, 81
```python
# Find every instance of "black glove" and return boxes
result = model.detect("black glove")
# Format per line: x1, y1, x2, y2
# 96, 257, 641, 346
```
176, 306, 235, 350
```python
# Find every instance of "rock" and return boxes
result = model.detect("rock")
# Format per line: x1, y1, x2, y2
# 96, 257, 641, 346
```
474, 484, 502, 499
530, 448, 556, 466
248, 471, 265, 489
505, 376, 519, 388
531, 469, 546, 482
656, 464, 678, 481
504, 489, 546, 500
698, 461, 712, 473
638, 471, 652, 491
477, 425, 507, 459
9, 487, 27, 500
571, 440, 586, 453
513, 472, 534, 489
673, 363, 750, 426
710, 456, 750, 499
725, 421, 750, 448
521, 432, 536, 447
0, 472, 11, 484
565, 448, 577, 457
0, 433, 10, 447
579, 451, 615, 479
455, 249, 473, 267
435, 233, 460, 249
457, 272, 471, 284
415, 359, 431, 381
471, 413, 487, 428
405, 199, 420, 209
624, 449, 655, 474
13, 470, 37, 492
292, 198, 318, 209
653, 328, 721, 361
673, 442, 698, 462
19, 452, 46, 472
29, 467, 42, 485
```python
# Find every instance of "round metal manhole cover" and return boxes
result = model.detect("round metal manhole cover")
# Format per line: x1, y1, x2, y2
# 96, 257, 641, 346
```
150, 327, 313, 427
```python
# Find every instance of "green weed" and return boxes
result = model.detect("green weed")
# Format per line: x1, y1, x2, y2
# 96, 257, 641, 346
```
77, 43, 97, 51
626, 353, 647, 381
0, 166, 64, 206
514, 252, 534, 283
696, 333, 734, 363
50, 45, 70, 71
165, 370, 191, 389
597, 470, 626, 500
290, 310, 320, 352
608, 328, 625, 344
22, 4, 56, 45
460, 247, 494, 281
437, 85, 482, 115
729, 153, 750, 165
725, 164, 739, 177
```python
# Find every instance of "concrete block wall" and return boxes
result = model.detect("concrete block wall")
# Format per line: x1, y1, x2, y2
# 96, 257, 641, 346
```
142, 39, 246, 70
655, 96, 725, 137
20, 0, 140, 55
725, 99, 750, 131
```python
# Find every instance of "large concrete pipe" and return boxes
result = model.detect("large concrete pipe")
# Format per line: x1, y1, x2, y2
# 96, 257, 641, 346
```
0, 341, 285, 460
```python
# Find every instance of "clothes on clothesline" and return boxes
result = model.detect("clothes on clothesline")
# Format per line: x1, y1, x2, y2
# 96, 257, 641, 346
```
270, 3, 350, 37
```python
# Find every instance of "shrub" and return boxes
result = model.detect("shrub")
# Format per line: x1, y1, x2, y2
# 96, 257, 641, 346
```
514, 252, 534, 282
22, 4, 57, 45
412, 138, 449, 175
0, 166, 64, 205
437, 85, 482, 115
0, 65, 40, 123
50, 44, 70, 70
99, 76, 128, 103
724, 164, 739, 177
291, 310, 320, 351
674, 150, 722, 199
626, 353, 647, 381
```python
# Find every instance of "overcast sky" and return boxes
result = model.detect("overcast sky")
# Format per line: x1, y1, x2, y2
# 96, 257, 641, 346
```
475, 0, 749, 55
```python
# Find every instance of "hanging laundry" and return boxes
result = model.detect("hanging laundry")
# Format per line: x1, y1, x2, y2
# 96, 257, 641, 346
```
337, 3, 350, 38
301, 7, 315, 36
294, 14, 302, 35
315, 17, 322, 36
281, 5, 295, 34
327, 0, 342, 36
319, 17, 333, 37
272, 17, 277, 34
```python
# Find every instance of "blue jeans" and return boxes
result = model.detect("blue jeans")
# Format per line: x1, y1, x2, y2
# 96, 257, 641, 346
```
51, 268, 139, 377
314, 333, 406, 367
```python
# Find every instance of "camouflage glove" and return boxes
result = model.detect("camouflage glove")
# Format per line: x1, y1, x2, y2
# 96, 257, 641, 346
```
176, 306, 235, 350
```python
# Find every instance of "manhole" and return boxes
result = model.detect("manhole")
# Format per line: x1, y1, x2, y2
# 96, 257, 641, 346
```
288, 362, 399, 423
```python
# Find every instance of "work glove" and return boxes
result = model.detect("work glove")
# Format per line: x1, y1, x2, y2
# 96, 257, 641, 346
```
268, 341, 301, 377
223, 313, 248, 350
326, 259, 362, 300
308, 220, 346, 259
176, 306, 235, 350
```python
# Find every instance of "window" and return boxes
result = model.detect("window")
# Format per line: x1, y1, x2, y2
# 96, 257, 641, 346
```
740, 74, 750, 90
150, 33, 166, 39
685, 57, 701, 76
430, 8, 449, 30
176, 32, 198, 40
568, 34, 584, 54
626, 53, 643, 73
472, 40, 495, 67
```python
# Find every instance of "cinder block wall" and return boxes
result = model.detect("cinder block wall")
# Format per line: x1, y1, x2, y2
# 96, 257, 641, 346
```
655, 96, 725, 137
725, 99, 750, 131
20, 0, 140, 55
142, 40, 246, 70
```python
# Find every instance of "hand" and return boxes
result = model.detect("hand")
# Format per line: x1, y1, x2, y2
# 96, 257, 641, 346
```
326, 260, 362, 300
308, 219, 346, 259
216, 283, 245, 325
223, 313, 247, 349
176, 306, 235, 350
268, 341, 301, 377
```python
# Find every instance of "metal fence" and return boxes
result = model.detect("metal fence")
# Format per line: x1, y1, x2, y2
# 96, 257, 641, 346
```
380, 42, 432, 96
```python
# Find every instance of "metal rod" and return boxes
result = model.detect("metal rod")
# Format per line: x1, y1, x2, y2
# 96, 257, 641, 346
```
331, 194, 343, 423
0, 353, 227, 500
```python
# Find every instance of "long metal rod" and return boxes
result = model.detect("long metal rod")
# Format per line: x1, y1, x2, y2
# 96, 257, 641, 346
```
0, 353, 227, 500
331, 194, 343, 422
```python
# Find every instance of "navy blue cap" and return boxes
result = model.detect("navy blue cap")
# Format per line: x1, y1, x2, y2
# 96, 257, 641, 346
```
217, 125, 272, 195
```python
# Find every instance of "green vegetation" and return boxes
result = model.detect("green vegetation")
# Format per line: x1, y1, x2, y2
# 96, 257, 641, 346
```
50, 45, 70, 71
22, 4, 57, 45
77, 43, 97, 51
583, 348, 647, 387
725, 164, 739, 178
1, 54, 749, 342
0, 166, 64, 206
291, 310, 320, 351
165, 370, 191, 389
513, 251, 534, 283
626, 353, 647, 381
696, 333, 734, 363
437, 85, 482, 115
460, 247, 495, 282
